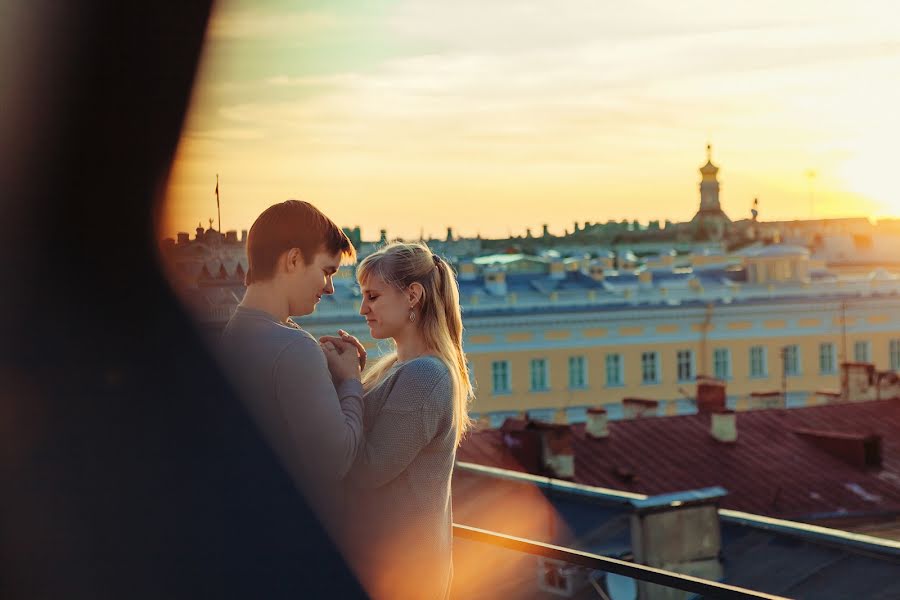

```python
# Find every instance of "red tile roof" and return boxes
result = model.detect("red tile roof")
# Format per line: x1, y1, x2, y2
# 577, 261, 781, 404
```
457, 399, 900, 519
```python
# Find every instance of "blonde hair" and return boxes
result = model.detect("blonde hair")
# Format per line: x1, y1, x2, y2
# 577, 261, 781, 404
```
357, 242, 472, 445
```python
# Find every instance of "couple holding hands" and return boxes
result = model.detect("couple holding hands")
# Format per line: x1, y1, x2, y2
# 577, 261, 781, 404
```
220, 200, 472, 599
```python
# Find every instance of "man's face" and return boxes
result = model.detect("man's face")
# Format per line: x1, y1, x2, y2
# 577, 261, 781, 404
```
285, 248, 341, 317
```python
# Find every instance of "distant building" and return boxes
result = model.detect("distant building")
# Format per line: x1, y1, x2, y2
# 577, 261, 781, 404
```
159, 224, 248, 329
689, 144, 731, 241
304, 244, 900, 421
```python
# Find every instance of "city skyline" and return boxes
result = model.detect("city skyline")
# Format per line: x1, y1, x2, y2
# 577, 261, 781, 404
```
161, 0, 900, 240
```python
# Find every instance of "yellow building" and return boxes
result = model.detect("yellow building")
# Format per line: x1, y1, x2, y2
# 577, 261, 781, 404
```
303, 245, 900, 421
460, 297, 900, 415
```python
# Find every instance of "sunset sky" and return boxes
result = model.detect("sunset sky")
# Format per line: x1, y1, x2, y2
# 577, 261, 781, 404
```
162, 0, 900, 240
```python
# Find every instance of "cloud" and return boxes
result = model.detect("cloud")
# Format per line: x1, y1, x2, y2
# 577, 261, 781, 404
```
166, 0, 900, 236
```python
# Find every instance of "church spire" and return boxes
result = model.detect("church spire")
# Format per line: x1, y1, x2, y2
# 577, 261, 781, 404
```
698, 145, 721, 210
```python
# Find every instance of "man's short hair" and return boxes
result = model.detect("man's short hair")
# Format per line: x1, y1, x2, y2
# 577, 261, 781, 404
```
245, 200, 355, 285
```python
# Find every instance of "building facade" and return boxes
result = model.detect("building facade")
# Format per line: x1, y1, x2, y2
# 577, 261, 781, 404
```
303, 247, 900, 421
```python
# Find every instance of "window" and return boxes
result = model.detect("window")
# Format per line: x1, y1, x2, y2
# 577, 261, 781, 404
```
854, 340, 871, 363
713, 348, 731, 380
891, 339, 900, 370
783, 344, 800, 376
676, 349, 694, 382
641, 351, 659, 384
568, 356, 587, 389
605, 353, 623, 386
819, 342, 836, 374
530, 358, 549, 391
750, 346, 767, 378
491, 360, 510, 394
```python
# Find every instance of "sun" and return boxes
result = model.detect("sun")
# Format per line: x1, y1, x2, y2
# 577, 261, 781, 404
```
835, 133, 900, 218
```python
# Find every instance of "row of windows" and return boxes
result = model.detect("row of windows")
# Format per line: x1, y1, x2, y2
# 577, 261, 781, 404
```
488, 339, 900, 394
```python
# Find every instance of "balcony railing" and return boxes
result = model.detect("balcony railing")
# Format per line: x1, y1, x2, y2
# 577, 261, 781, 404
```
452, 523, 791, 600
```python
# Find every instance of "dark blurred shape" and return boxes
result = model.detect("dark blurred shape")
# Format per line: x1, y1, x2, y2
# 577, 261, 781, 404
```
0, 2, 364, 598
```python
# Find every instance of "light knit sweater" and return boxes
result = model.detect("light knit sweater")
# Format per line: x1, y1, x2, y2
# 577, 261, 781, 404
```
344, 355, 457, 600
220, 306, 365, 536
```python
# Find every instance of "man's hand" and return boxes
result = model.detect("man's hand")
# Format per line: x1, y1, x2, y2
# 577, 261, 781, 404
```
319, 330, 367, 371
321, 339, 362, 384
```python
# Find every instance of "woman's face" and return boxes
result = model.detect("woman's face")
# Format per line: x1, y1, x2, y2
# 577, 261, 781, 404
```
359, 274, 411, 340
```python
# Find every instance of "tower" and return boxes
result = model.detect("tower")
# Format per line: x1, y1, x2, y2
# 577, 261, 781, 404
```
690, 145, 730, 241
699, 144, 721, 212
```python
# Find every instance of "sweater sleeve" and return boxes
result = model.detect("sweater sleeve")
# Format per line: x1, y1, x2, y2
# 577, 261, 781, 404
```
348, 360, 452, 489
273, 335, 365, 480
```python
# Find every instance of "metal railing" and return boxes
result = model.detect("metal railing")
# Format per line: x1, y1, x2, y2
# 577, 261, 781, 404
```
452, 523, 791, 600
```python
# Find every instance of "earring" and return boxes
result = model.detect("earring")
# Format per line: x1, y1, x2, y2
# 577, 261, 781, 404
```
409, 310, 417, 322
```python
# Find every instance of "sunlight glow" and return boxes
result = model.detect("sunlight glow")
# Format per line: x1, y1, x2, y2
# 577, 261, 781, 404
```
161, 0, 900, 239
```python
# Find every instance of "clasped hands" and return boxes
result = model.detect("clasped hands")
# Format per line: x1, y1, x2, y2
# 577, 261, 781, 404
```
319, 329, 367, 383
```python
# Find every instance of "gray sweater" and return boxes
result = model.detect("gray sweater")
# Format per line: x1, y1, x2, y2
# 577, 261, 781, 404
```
220, 306, 365, 536
344, 355, 457, 600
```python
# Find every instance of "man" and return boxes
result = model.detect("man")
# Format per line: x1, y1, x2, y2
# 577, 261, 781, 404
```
220, 200, 365, 539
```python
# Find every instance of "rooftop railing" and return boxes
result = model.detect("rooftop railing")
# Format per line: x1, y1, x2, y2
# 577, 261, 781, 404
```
453, 523, 791, 599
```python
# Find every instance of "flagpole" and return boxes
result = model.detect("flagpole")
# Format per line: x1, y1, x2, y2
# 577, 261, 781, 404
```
215, 173, 221, 232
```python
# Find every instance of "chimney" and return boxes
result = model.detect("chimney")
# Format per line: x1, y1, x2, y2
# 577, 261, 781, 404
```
500, 418, 542, 474
585, 407, 609, 438
696, 376, 726, 413
630, 487, 726, 600
842, 362, 877, 402
710, 409, 737, 443
240, 229, 248, 243
542, 224, 550, 238
539, 423, 574, 479
176, 232, 190, 245
623, 398, 659, 419
877, 370, 900, 400
379, 229, 388, 245
225, 230, 238, 243
446, 227, 454, 242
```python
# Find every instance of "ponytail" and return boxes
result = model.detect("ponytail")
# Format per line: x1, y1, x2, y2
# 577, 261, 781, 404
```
358, 243, 473, 445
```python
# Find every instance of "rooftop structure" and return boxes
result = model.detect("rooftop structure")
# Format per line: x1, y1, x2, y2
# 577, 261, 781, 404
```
451, 460, 900, 599
456, 397, 900, 530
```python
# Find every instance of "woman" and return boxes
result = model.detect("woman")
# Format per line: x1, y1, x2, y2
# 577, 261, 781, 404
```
336, 241, 472, 600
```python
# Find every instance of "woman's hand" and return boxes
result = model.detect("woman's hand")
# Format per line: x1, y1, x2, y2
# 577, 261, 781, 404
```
319, 329, 367, 371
